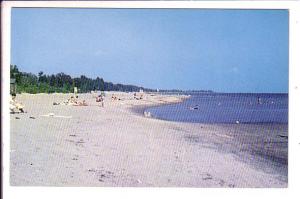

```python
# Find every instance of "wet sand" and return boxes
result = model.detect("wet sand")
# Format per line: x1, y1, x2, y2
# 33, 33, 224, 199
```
10, 92, 287, 187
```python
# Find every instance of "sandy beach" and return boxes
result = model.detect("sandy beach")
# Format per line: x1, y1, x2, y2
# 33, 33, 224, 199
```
10, 92, 287, 187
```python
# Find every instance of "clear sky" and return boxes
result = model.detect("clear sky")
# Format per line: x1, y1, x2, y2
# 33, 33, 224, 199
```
11, 8, 288, 93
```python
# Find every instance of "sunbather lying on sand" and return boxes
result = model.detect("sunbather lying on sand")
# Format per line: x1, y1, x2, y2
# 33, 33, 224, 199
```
53, 98, 71, 106
134, 93, 143, 100
111, 94, 121, 101
72, 100, 88, 106
54, 96, 86, 106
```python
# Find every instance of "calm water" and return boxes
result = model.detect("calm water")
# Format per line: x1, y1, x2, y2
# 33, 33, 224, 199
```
146, 93, 288, 124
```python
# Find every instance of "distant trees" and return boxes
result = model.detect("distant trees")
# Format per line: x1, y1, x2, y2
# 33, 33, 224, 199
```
10, 65, 155, 94
10, 65, 22, 84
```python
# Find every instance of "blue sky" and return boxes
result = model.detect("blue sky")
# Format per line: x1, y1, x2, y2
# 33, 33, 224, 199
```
11, 8, 288, 92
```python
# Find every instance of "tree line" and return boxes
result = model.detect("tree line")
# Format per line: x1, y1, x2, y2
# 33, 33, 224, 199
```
10, 65, 156, 94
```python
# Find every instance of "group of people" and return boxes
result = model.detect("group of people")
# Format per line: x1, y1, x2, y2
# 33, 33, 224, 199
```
53, 95, 88, 106
10, 91, 123, 116
53, 93, 106, 107
11, 91, 138, 114
55, 92, 145, 108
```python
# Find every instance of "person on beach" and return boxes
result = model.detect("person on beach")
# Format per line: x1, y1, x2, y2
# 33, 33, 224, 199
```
111, 94, 120, 101
70, 96, 76, 103
65, 96, 77, 105
73, 100, 88, 106
96, 95, 104, 107
257, 97, 262, 105
134, 92, 143, 100
112, 94, 116, 101
134, 92, 140, 100
54, 95, 81, 106
10, 94, 25, 113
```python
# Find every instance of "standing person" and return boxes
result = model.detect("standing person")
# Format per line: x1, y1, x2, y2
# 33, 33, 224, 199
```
96, 95, 104, 107
257, 96, 262, 105
100, 95, 104, 107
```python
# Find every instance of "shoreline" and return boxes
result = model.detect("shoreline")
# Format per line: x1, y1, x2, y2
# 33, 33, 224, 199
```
129, 93, 190, 116
10, 92, 287, 187
127, 95, 288, 182
130, 102, 288, 180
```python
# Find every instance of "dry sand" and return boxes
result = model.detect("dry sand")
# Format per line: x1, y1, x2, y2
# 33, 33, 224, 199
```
10, 92, 287, 187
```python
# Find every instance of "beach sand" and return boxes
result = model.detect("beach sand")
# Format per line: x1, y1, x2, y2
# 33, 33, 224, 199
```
10, 92, 287, 187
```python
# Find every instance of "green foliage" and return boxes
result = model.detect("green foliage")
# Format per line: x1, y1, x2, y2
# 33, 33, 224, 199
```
10, 65, 22, 84
10, 64, 155, 94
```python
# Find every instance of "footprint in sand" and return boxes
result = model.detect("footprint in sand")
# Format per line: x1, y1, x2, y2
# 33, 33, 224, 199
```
202, 173, 235, 188
218, 179, 225, 186
87, 168, 115, 182
202, 173, 213, 180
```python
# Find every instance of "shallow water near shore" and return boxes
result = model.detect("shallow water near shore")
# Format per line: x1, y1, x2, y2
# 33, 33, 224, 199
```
146, 93, 288, 124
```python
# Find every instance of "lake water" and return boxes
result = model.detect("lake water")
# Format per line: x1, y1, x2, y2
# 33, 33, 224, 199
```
145, 93, 288, 124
